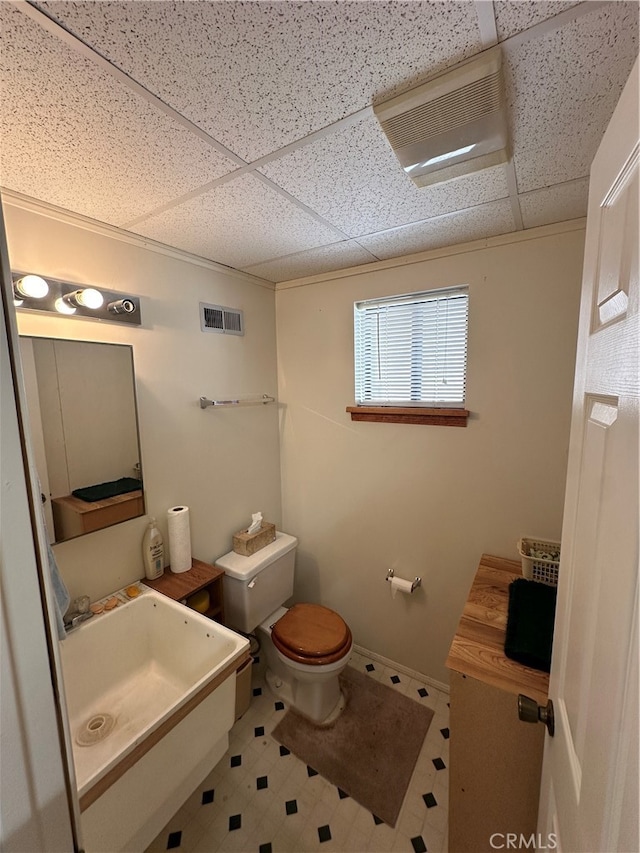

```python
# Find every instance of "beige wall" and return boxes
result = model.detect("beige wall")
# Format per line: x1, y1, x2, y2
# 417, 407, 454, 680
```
276, 226, 585, 685
5, 195, 585, 686
5, 199, 282, 604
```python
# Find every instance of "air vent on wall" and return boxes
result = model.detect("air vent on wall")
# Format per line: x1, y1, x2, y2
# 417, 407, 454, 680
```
374, 46, 509, 188
199, 302, 244, 336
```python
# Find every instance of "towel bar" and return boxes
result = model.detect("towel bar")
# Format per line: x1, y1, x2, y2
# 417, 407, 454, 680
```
199, 394, 275, 409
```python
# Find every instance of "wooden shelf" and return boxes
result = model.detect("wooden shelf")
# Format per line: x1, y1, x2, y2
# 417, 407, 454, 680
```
346, 406, 469, 427
142, 558, 225, 625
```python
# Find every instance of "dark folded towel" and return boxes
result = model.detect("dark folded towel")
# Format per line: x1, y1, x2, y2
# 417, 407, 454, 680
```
504, 578, 557, 673
72, 477, 141, 503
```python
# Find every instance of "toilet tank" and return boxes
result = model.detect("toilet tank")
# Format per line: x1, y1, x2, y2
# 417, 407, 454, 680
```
215, 532, 297, 633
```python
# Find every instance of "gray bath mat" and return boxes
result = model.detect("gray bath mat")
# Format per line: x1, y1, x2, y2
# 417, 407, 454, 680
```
272, 665, 433, 827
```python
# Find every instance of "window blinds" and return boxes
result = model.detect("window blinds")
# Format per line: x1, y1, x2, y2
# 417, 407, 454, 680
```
354, 286, 469, 407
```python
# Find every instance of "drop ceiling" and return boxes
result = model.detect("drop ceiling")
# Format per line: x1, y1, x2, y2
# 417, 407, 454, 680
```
0, 1, 638, 284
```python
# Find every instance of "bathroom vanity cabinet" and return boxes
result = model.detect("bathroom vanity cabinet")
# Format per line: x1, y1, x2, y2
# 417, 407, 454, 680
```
446, 554, 550, 853
143, 558, 225, 624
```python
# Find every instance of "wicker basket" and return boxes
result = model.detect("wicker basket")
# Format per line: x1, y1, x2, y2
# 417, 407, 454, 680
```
517, 537, 560, 586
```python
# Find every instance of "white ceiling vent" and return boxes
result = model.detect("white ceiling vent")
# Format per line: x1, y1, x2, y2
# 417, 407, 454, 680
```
374, 46, 509, 188
199, 302, 244, 336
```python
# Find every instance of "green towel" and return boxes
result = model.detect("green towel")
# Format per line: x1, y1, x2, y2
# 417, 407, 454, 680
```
504, 578, 557, 673
72, 477, 141, 503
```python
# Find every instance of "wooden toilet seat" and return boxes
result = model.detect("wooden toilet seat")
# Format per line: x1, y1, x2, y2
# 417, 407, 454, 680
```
271, 603, 352, 666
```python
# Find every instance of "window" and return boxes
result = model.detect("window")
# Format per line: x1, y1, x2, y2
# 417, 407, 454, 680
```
348, 286, 469, 426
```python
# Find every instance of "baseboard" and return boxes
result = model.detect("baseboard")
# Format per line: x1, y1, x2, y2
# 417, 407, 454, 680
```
353, 644, 450, 695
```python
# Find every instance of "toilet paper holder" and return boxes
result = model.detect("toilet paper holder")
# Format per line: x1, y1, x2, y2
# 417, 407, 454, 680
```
386, 568, 421, 592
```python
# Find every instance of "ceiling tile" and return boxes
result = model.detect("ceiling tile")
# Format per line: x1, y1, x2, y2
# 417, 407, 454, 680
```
357, 200, 515, 260
260, 115, 510, 236
242, 241, 377, 283
0, 5, 236, 226
494, 1, 581, 41
3, 2, 634, 280
34, 1, 483, 162
504, 3, 639, 193
519, 179, 589, 229
131, 174, 343, 269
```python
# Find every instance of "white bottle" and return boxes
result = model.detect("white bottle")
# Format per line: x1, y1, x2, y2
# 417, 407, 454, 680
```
142, 518, 164, 580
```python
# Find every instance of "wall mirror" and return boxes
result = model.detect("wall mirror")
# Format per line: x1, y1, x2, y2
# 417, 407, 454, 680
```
19, 336, 144, 543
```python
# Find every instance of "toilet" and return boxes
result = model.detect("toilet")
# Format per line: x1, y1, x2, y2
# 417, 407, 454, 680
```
216, 532, 353, 724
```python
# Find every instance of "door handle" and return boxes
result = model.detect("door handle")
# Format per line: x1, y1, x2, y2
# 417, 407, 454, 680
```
518, 694, 555, 737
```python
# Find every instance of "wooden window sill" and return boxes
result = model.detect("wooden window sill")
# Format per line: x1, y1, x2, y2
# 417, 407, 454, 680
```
346, 406, 469, 427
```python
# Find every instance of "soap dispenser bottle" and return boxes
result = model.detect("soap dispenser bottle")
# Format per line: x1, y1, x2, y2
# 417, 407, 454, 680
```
142, 518, 164, 580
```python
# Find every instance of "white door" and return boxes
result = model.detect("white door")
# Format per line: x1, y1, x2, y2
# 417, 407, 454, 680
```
537, 59, 639, 852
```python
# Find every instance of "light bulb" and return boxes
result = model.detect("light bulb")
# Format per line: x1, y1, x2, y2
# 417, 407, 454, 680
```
55, 296, 76, 315
62, 288, 104, 310
14, 274, 49, 299
75, 288, 104, 309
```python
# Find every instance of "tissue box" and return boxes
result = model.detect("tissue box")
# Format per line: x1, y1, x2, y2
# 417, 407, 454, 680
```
232, 521, 276, 556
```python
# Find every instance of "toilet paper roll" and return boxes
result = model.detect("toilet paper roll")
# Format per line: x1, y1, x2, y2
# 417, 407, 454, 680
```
168, 506, 192, 573
390, 576, 414, 599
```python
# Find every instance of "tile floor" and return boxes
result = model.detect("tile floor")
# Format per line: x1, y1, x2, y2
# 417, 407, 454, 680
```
145, 649, 450, 853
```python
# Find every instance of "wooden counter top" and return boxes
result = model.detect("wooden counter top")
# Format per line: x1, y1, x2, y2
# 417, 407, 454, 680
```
143, 559, 224, 600
446, 553, 549, 706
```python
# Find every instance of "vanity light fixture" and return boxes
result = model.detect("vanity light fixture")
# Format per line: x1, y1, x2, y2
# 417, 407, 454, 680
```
12, 271, 142, 326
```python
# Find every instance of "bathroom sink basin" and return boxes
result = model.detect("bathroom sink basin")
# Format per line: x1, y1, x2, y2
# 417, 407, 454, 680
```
60, 585, 249, 798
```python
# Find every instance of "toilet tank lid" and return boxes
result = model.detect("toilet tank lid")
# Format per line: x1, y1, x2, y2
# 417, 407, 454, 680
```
215, 531, 297, 581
